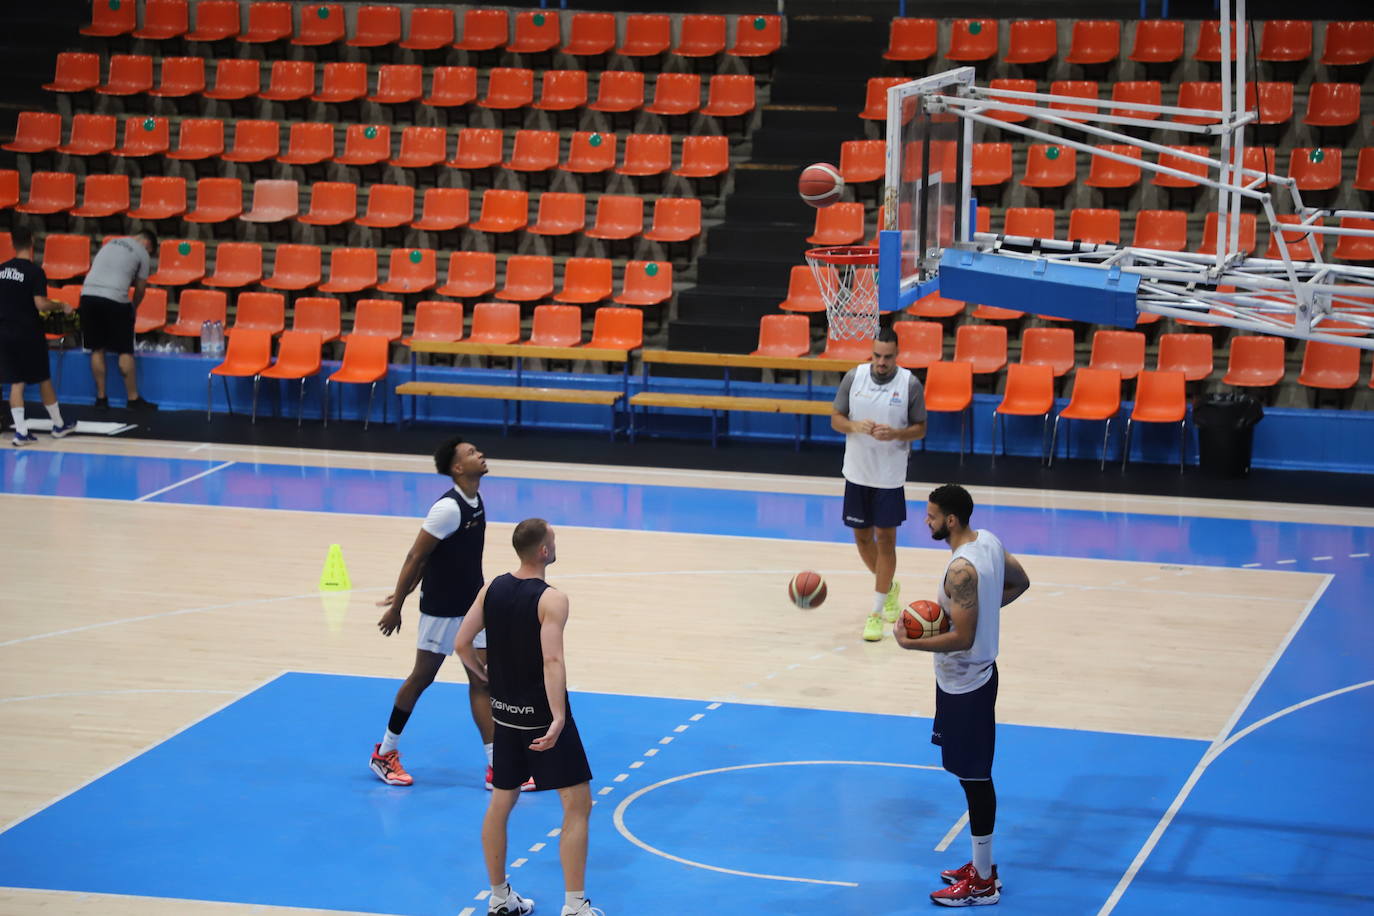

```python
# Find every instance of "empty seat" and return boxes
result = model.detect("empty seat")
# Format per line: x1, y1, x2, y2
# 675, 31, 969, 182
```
349, 4, 402, 47
3, 111, 62, 154
1049, 80, 1099, 121
1259, 19, 1311, 61
993, 363, 1055, 461
128, 175, 188, 220
859, 76, 908, 121
1088, 329, 1146, 380
947, 19, 998, 61
207, 327, 273, 418
204, 59, 261, 100
412, 187, 470, 232
239, 2, 293, 44
294, 3, 345, 46
312, 62, 367, 104
1196, 212, 1258, 256
254, 330, 322, 424
730, 14, 782, 57
1156, 333, 1214, 382
1004, 207, 1056, 239
1004, 19, 1057, 64
1247, 81, 1293, 125
838, 139, 886, 185
586, 307, 643, 350
529, 192, 587, 236
468, 302, 521, 344
907, 292, 966, 319
986, 79, 1036, 123
1122, 370, 1188, 471
1176, 82, 1222, 124
38, 234, 91, 280
114, 116, 170, 158
807, 202, 865, 246
1049, 367, 1121, 468
1297, 341, 1361, 390
1085, 144, 1143, 188
336, 124, 391, 166
554, 257, 613, 304
149, 56, 205, 98
318, 248, 379, 294
586, 195, 644, 240
377, 249, 437, 295
1303, 83, 1362, 127
676, 135, 730, 179
187, 0, 241, 41
562, 12, 616, 56
1067, 20, 1121, 64
470, 189, 529, 234
749, 314, 809, 358
437, 251, 497, 299
262, 244, 324, 291
1068, 208, 1120, 244
0, 175, 13, 212
259, 60, 316, 102
971, 143, 1013, 186
618, 14, 671, 57
448, 127, 504, 170
1333, 217, 1374, 262
675, 14, 726, 58
205, 242, 264, 288
533, 70, 589, 112
15, 172, 76, 215
1133, 210, 1188, 252
1356, 148, 1374, 191
1288, 147, 1342, 191
298, 181, 358, 226
646, 73, 702, 117
1020, 327, 1076, 377
618, 133, 672, 177
923, 361, 976, 458
1110, 81, 1162, 121
509, 10, 561, 54
278, 122, 335, 166
425, 66, 478, 108
149, 240, 207, 286
504, 129, 561, 172
71, 173, 131, 218
240, 179, 299, 223
1222, 335, 1286, 387
222, 119, 280, 163
401, 7, 454, 50
1320, 21, 1374, 66
43, 52, 100, 93
83, 0, 136, 36
1021, 144, 1076, 188
134, 287, 168, 333
778, 265, 825, 313
526, 303, 583, 347
589, 71, 645, 113
454, 8, 508, 51
701, 74, 756, 118
1264, 215, 1324, 260
356, 184, 415, 229
953, 324, 1008, 377
563, 131, 617, 173
884, 18, 938, 61
1193, 21, 1239, 63
642, 198, 702, 243
98, 54, 154, 96
1153, 145, 1211, 188
496, 255, 554, 302
615, 260, 672, 307
165, 289, 227, 337
390, 126, 447, 168
894, 320, 943, 370
370, 64, 423, 105
324, 334, 391, 428
405, 300, 464, 345
480, 68, 535, 110
166, 118, 225, 162
185, 176, 244, 223
1129, 19, 1185, 63
229, 291, 284, 333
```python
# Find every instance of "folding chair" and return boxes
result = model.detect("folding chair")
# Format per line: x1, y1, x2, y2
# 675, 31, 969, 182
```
1122, 370, 1188, 471
255, 331, 324, 424
1049, 368, 1121, 468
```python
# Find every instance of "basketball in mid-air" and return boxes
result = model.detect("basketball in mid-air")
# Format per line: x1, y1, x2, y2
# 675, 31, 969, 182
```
902, 600, 950, 639
798, 162, 844, 208
788, 571, 828, 609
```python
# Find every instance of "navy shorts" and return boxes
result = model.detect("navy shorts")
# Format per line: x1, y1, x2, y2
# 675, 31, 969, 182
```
0, 333, 51, 385
80, 295, 136, 355
492, 715, 592, 792
931, 663, 998, 780
842, 480, 907, 529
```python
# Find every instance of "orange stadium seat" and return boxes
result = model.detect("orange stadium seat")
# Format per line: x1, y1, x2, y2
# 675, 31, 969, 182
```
167, 118, 225, 161
480, 68, 536, 110
262, 244, 323, 292
675, 135, 730, 179
412, 187, 470, 232
1289, 148, 1342, 191
114, 116, 169, 158
529, 192, 587, 237
1247, 81, 1293, 125
239, 2, 293, 43
1129, 19, 1185, 63
586, 307, 643, 350
134, 288, 168, 333
859, 77, 907, 121
3, 112, 62, 154
807, 202, 865, 246
953, 324, 1008, 377
646, 73, 702, 117
1303, 83, 1362, 127
1068, 208, 1121, 244
336, 124, 391, 166
619, 133, 672, 177
1021, 145, 1075, 188
470, 189, 529, 234
1004, 207, 1056, 239
731, 14, 782, 57
1122, 370, 1187, 471
1320, 21, 1374, 66
1133, 210, 1188, 251
563, 131, 618, 173
128, 175, 187, 220
534, 70, 589, 112
675, 15, 727, 57
318, 248, 379, 294
1089, 329, 1146, 380
356, 184, 416, 229
615, 261, 672, 307
0, 174, 14, 212
1223, 336, 1286, 387
778, 265, 825, 313
454, 8, 508, 51
1085, 144, 1143, 188
149, 57, 205, 98
345, 299, 404, 342
1356, 148, 1374, 191
401, 7, 454, 50
509, 10, 561, 54
278, 122, 335, 165
378, 249, 437, 294
1264, 215, 1324, 260
44, 52, 100, 93
1176, 82, 1222, 124
313, 62, 367, 103
223, 119, 280, 163
526, 304, 583, 347
1333, 217, 1374, 262
563, 12, 616, 56
1153, 146, 1211, 188
98, 55, 153, 96
425, 66, 478, 108
187, 0, 241, 42
971, 143, 1013, 186
255, 330, 323, 425
15, 172, 76, 215
701, 74, 756, 118
752, 314, 810, 358
1193, 21, 1239, 64
586, 195, 644, 240
260, 61, 316, 102
391, 126, 447, 168
298, 181, 357, 226
39, 234, 91, 281
618, 14, 671, 57
70, 174, 131, 219
986, 79, 1035, 123
555, 257, 614, 304
240, 179, 299, 223
292, 297, 342, 342
907, 291, 965, 319
229, 291, 284, 334
1258, 19, 1311, 61
205, 242, 264, 289
294, 3, 345, 46
1020, 327, 1076, 378
643, 198, 702, 243
1004, 19, 1057, 65
922, 360, 975, 458
204, 59, 261, 100
1156, 333, 1214, 382
185, 177, 244, 224
1049, 367, 1121, 468
324, 334, 391, 428
437, 251, 497, 299
505, 129, 561, 172
469, 302, 521, 344
590, 71, 645, 113
839, 140, 886, 184
1196, 212, 1258, 256
993, 363, 1055, 461
1049, 80, 1099, 121
496, 255, 555, 302
884, 18, 938, 62
1067, 20, 1121, 64
894, 320, 943, 370
349, 5, 402, 47
449, 127, 504, 170
947, 19, 998, 61
82, 0, 137, 36
405, 301, 464, 345
166, 289, 227, 337
370, 65, 423, 105
1110, 81, 1161, 120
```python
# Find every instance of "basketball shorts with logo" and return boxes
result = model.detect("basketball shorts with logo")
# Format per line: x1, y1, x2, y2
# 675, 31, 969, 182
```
930, 663, 998, 780
842, 480, 908, 529
416, 611, 485, 654
0, 333, 51, 385
492, 715, 593, 792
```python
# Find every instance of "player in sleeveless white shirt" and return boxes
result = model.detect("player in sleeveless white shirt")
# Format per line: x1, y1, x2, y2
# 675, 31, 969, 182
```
829, 327, 926, 642
893, 484, 1030, 908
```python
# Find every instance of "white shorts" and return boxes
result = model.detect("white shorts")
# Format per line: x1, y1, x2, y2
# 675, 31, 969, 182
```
417, 612, 485, 655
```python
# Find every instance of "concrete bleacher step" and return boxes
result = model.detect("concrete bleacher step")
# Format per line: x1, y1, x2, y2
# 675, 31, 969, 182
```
666, 319, 764, 357
706, 226, 811, 259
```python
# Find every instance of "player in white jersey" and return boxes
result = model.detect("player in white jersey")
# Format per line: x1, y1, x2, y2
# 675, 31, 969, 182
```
894, 484, 1030, 907
830, 327, 926, 642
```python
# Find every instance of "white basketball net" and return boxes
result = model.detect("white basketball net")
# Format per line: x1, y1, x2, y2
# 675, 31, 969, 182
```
806, 248, 880, 341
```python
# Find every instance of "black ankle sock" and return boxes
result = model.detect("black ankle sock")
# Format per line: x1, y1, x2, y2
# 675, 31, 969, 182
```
388, 705, 412, 735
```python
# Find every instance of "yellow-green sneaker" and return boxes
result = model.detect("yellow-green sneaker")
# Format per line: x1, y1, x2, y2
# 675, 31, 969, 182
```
862, 613, 885, 641
881, 581, 901, 623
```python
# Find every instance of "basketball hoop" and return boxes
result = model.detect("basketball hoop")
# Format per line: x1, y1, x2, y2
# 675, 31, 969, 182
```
806, 246, 881, 341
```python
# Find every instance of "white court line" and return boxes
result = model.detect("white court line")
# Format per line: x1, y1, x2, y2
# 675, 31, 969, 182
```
133, 460, 235, 502
0, 671, 281, 834
458, 908, 476, 916
1096, 574, 1333, 916
0, 688, 238, 705
935, 813, 970, 852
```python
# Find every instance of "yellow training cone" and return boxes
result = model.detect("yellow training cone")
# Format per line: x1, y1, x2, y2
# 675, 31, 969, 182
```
319, 543, 352, 591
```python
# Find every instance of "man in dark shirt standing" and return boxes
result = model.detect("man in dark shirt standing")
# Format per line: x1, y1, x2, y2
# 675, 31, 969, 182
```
456, 519, 598, 916
0, 227, 77, 446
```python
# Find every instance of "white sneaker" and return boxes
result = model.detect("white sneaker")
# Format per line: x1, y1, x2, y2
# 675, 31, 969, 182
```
489, 888, 533, 915
560, 901, 604, 916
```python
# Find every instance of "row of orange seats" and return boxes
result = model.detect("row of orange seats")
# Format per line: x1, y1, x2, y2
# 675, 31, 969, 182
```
969, 143, 1374, 194
47, 55, 758, 119
84, 2, 783, 60
882, 18, 1374, 68
4, 115, 733, 179
859, 75, 1364, 127
30, 234, 674, 305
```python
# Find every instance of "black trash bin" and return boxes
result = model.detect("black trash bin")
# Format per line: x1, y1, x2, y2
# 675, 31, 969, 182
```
1193, 393, 1264, 477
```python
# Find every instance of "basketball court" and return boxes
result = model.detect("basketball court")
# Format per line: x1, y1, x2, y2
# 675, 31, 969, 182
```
2, 436, 1371, 915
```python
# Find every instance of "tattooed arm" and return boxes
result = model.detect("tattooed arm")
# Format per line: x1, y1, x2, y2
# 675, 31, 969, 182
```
892, 559, 979, 653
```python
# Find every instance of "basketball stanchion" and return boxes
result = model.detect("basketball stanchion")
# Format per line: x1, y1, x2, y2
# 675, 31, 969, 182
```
806, 245, 882, 341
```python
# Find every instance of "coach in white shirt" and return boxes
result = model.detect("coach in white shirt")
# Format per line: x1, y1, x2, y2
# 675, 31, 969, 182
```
830, 327, 927, 642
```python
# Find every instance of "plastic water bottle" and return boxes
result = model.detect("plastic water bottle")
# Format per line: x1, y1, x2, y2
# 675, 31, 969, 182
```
200, 319, 212, 354
214, 320, 225, 356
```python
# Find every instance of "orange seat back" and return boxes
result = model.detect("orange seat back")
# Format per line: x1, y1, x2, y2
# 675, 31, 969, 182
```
676, 14, 727, 56
884, 18, 938, 61
615, 261, 672, 306
953, 324, 1008, 376
894, 320, 943, 369
528, 304, 583, 347
351, 299, 404, 341
293, 297, 342, 341
469, 302, 521, 344
426, 66, 477, 106
947, 19, 998, 61
1131, 370, 1187, 422
1156, 333, 1214, 382
232, 292, 284, 334
1089, 329, 1147, 380
409, 301, 464, 343
753, 314, 811, 358
587, 307, 643, 349
923, 361, 974, 411
1021, 327, 1076, 377
998, 363, 1055, 415
1068, 208, 1121, 245
619, 14, 670, 56
267, 331, 324, 378
455, 8, 508, 51
1005, 19, 1058, 64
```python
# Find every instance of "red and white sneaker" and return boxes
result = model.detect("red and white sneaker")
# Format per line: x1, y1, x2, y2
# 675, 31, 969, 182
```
369, 744, 413, 786
940, 862, 1002, 889
484, 767, 536, 792
931, 872, 1000, 907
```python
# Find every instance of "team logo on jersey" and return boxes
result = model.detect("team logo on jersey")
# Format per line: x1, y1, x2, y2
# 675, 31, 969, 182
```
890, 392, 903, 405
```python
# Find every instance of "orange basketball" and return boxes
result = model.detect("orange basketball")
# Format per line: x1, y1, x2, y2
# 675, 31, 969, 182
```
788, 570, 828, 609
798, 162, 844, 208
902, 599, 950, 639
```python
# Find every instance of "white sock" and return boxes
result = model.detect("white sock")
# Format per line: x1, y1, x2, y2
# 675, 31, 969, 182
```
564, 891, 586, 912
10, 408, 26, 436
44, 402, 63, 426
490, 881, 510, 903
484, 742, 494, 766
379, 730, 400, 755
972, 833, 994, 880
872, 592, 886, 615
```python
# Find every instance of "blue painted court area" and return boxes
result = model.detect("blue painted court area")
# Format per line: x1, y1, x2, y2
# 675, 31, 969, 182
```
0, 673, 1205, 916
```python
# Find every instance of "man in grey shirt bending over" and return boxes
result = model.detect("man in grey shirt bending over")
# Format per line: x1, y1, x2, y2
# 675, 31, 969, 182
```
80, 230, 157, 410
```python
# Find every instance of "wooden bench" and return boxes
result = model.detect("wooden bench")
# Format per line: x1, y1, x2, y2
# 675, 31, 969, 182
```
395, 382, 624, 437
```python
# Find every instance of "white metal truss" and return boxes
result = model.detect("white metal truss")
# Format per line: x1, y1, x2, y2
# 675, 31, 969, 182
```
903, 0, 1374, 350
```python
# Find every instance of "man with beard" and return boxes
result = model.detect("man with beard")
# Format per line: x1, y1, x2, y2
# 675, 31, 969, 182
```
894, 483, 1030, 907
830, 326, 926, 641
